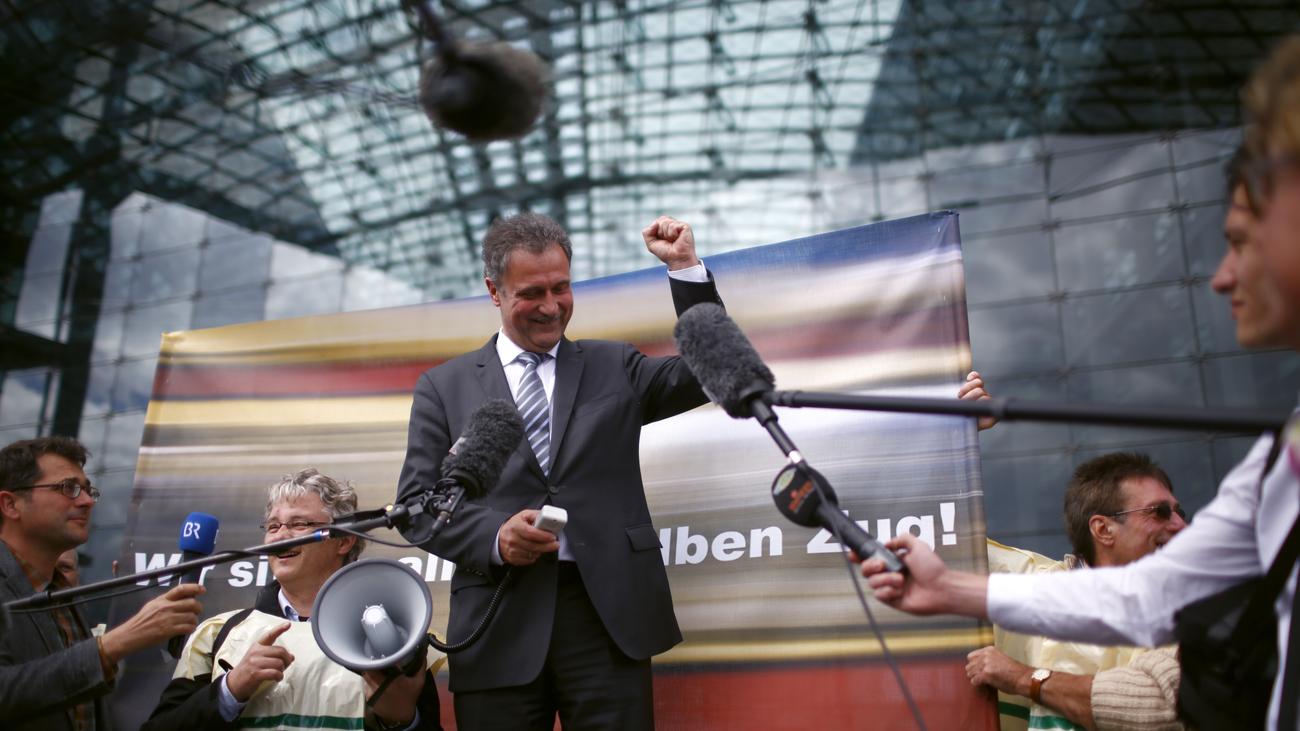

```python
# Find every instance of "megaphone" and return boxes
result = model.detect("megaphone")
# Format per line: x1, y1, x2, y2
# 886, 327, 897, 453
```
312, 558, 433, 672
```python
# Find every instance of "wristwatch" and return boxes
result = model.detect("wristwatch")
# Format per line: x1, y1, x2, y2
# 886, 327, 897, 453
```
1029, 667, 1053, 704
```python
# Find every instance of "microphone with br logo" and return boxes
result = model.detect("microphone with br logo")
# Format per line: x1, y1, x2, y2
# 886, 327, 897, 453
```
166, 511, 219, 658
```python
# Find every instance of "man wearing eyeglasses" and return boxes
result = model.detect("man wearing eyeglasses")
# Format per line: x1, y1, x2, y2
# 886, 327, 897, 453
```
0, 436, 206, 731
861, 36, 1300, 731
144, 468, 443, 731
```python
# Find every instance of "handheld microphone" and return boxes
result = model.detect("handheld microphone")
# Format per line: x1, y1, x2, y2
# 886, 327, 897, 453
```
411, 1, 550, 142
674, 304, 905, 572
168, 511, 219, 657
773, 463, 904, 573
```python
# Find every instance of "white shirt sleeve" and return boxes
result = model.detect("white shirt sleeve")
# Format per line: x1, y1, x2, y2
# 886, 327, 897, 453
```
491, 526, 504, 565
987, 434, 1272, 647
666, 261, 708, 282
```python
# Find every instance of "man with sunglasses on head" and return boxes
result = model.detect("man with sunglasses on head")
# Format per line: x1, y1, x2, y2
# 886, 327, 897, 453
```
862, 35, 1300, 731
0, 436, 205, 731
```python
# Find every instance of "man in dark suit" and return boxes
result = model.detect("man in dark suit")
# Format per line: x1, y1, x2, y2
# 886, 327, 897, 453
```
397, 212, 722, 729
0, 436, 205, 730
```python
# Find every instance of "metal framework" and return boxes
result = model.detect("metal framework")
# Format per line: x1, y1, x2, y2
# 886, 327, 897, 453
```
4, 0, 1292, 300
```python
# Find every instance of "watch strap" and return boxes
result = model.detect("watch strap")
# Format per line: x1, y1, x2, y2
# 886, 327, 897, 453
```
1029, 669, 1050, 704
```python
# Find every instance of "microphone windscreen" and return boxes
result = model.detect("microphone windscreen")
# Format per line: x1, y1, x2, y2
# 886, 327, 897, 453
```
419, 41, 549, 142
178, 512, 219, 555
441, 399, 525, 498
673, 304, 775, 418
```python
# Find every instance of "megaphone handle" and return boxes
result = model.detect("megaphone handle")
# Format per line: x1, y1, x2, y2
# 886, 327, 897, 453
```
399, 641, 428, 677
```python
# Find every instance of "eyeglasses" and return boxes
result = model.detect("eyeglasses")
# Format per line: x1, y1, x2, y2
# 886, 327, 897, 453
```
1107, 502, 1186, 522
9, 478, 100, 502
259, 519, 331, 535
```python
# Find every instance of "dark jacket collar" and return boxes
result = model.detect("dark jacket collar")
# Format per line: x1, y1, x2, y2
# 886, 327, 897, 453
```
253, 579, 285, 616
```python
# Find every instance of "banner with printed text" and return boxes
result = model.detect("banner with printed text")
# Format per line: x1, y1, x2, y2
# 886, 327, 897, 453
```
109, 211, 997, 730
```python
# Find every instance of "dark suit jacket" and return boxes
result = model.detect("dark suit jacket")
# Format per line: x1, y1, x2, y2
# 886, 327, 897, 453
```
397, 275, 722, 692
0, 541, 113, 730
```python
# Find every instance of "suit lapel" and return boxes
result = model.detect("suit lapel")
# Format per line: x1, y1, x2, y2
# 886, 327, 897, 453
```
473, 335, 513, 403
549, 338, 583, 474
0, 543, 63, 657
476, 335, 547, 481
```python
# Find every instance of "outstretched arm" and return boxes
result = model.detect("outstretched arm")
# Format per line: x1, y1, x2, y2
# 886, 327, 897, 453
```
860, 533, 990, 618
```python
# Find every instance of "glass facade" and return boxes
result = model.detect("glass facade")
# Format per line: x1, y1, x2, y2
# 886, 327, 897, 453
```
2, 0, 1299, 593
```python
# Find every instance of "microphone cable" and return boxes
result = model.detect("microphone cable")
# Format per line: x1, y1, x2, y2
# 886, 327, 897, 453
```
325, 523, 413, 549
426, 568, 515, 653
827, 513, 928, 731
773, 451, 927, 730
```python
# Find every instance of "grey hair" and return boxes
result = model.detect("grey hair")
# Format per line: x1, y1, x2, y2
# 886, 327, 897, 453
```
265, 468, 364, 564
482, 211, 572, 284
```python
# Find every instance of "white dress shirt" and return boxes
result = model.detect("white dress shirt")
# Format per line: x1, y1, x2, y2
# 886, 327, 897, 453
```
495, 335, 569, 560
987, 408, 1299, 730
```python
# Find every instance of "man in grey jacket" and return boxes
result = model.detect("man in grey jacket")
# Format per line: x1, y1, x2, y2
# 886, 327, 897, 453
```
0, 436, 204, 730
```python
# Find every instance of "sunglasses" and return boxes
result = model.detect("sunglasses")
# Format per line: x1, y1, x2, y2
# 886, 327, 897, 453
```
1107, 502, 1186, 522
9, 478, 100, 502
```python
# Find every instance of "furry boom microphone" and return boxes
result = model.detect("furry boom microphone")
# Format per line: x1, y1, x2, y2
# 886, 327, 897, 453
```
411, 1, 550, 142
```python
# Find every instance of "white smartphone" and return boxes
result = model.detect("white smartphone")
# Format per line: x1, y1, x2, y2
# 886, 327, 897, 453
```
532, 505, 568, 536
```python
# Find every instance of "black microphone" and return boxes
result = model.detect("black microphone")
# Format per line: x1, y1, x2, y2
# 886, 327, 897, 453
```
674, 303, 904, 572
773, 463, 905, 573
673, 303, 774, 419
168, 512, 219, 657
441, 399, 526, 498
403, 399, 525, 543
411, 1, 550, 142
674, 303, 796, 455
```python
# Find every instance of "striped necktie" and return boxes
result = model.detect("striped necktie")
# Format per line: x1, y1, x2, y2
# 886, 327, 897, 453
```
514, 351, 552, 474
